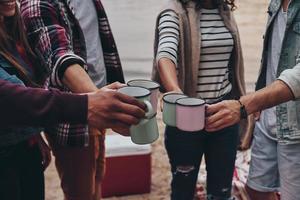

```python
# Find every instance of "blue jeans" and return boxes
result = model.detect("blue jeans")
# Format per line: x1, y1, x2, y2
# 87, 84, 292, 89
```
165, 125, 238, 200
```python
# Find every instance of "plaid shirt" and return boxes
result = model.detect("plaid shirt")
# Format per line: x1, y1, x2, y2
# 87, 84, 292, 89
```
20, 0, 125, 146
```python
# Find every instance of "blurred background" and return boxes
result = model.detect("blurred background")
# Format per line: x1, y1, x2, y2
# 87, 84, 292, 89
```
45, 0, 269, 199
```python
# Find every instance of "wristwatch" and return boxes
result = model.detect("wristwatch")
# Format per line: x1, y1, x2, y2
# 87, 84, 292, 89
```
237, 100, 248, 119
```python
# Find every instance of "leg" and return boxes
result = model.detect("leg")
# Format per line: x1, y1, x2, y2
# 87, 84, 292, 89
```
20, 143, 45, 200
49, 132, 100, 200
0, 145, 21, 200
165, 126, 205, 200
246, 125, 279, 200
94, 132, 106, 200
278, 143, 300, 200
205, 124, 239, 199
245, 185, 278, 200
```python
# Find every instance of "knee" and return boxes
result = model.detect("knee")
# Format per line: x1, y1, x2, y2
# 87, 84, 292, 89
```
173, 165, 196, 177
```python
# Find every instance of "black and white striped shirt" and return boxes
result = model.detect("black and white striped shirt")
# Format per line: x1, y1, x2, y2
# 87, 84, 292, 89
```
157, 9, 233, 103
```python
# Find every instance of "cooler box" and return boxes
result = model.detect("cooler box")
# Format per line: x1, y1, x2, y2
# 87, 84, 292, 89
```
101, 134, 151, 198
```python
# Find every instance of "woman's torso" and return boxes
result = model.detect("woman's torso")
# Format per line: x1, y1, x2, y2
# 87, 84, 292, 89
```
156, 7, 234, 103
0, 44, 42, 147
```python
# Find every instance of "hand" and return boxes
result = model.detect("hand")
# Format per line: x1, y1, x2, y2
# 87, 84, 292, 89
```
36, 134, 52, 171
254, 111, 261, 121
87, 84, 147, 136
205, 100, 241, 132
102, 82, 126, 91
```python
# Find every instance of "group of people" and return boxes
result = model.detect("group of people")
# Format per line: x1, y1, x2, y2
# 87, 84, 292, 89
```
0, 0, 299, 200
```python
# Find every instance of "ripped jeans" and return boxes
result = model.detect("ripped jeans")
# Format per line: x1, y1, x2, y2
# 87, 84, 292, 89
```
165, 125, 238, 200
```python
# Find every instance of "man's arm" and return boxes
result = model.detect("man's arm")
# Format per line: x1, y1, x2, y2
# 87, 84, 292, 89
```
205, 80, 294, 132
0, 80, 146, 135
0, 79, 87, 126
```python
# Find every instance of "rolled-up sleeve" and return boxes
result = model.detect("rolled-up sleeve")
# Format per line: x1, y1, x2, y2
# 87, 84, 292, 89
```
278, 63, 300, 99
20, 0, 87, 88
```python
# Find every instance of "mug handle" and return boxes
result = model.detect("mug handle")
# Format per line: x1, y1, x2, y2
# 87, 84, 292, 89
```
139, 100, 154, 125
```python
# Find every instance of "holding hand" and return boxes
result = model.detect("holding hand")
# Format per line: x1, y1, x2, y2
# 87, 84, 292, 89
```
87, 82, 147, 136
205, 100, 241, 132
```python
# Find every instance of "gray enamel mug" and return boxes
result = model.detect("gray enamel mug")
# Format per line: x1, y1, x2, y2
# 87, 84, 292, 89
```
162, 93, 187, 127
117, 86, 159, 145
127, 79, 160, 113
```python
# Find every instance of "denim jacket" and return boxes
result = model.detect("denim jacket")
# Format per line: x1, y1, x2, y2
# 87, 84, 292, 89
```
256, 0, 300, 144
0, 55, 42, 147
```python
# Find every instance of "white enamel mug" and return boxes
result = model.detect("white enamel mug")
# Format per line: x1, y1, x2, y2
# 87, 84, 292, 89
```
127, 79, 160, 113
117, 86, 159, 145
175, 97, 206, 132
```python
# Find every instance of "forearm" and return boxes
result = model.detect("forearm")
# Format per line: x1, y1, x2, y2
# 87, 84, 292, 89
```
158, 58, 181, 92
240, 80, 294, 114
0, 80, 87, 126
63, 64, 97, 93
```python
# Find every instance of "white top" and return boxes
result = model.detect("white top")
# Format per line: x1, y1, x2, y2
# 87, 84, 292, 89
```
257, 8, 287, 140
69, 0, 107, 87
157, 9, 233, 103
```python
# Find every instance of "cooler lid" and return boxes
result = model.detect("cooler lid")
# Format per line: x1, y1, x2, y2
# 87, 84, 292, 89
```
105, 134, 151, 157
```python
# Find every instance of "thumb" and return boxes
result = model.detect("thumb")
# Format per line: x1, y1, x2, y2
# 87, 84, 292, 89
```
105, 82, 126, 90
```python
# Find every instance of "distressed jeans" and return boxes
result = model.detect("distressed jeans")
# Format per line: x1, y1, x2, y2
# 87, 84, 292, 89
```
165, 125, 238, 200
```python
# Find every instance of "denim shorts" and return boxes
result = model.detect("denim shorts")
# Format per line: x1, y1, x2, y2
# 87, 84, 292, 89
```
247, 124, 300, 200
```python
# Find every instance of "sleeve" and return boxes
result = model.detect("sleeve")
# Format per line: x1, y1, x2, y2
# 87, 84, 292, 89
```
277, 63, 300, 99
0, 79, 88, 126
0, 67, 25, 86
156, 10, 180, 67
20, 0, 86, 88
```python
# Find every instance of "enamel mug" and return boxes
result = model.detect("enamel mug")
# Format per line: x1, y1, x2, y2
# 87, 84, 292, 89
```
162, 93, 187, 127
117, 86, 159, 145
127, 79, 160, 113
176, 97, 206, 132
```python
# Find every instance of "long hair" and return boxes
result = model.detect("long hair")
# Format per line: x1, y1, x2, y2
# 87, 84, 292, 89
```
180, 0, 236, 10
0, 7, 44, 86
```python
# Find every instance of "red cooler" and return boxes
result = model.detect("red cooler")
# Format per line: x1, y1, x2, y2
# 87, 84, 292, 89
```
101, 134, 151, 198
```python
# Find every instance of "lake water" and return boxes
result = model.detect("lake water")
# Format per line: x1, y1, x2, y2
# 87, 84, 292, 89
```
102, 0, 166, 81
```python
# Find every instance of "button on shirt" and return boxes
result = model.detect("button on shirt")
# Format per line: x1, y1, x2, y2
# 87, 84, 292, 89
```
69, 0, 107, 88
257, 8, 287, 140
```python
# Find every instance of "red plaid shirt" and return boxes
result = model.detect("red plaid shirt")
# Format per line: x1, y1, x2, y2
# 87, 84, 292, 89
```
20, 0, 125, 146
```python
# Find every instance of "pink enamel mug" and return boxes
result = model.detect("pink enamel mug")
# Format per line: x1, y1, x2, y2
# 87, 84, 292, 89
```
175, 97, 206, 132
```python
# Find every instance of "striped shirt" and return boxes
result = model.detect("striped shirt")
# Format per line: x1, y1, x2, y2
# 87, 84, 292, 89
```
157, 9, 233, 103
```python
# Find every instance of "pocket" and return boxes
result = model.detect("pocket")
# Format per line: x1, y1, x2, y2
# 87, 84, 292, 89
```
287, 101, 298, 130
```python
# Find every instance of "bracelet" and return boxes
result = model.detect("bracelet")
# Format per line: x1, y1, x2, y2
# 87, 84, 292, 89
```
237, 99, 248, 119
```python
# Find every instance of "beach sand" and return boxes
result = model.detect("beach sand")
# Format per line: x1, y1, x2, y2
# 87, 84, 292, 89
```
45, 0, 269, 199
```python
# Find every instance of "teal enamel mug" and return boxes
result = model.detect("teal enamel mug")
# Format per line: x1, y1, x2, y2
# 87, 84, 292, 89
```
162, 93, 187, 127
117, 86, 159, 145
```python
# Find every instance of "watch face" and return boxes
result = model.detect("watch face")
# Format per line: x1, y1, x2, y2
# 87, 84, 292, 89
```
240, 105, 248, 119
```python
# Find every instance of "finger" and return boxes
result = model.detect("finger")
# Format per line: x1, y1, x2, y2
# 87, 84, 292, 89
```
116, 102, 146, 119
115, 92, 147, 110
205, 111, 224, 126
205, 125, 226, 132
205, 119, 227, 132
111, 123, 131, 136
206, 103, 223, 116
108, 112, 141, 125
106, 82, 126, 90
